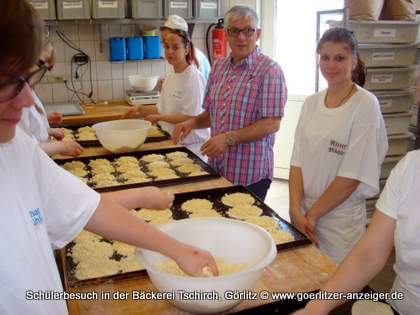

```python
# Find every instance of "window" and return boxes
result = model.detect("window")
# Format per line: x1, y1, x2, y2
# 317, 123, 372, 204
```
274, 1, 344, 95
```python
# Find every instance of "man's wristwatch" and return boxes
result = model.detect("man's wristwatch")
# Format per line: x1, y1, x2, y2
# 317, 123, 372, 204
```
226, 132, 235, 146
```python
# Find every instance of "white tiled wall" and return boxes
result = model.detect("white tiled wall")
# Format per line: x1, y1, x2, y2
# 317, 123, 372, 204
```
35, 22, 209, 104
35, 0, 258, 104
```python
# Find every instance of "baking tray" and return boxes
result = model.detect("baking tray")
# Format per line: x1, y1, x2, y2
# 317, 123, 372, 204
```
44, 102, 85, 116
62, 185, 310, 288
58, 123, 170, 147
61, 239, 148, 289
169, 186, 311, 251
56, 146, 220, 192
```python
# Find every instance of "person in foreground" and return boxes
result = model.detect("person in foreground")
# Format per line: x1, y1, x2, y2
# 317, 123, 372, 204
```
0, 2, 217, 314
294, 149, 420, 315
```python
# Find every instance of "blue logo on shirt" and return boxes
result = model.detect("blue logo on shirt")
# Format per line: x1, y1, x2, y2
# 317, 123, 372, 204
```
29, 208, 42, 226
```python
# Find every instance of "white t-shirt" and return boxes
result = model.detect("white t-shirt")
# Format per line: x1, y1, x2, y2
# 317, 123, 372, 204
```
19, 91, 50, 142
0, 128, 100, 315
376, 150, 420, 315
157, 64, 209, 147
290, 86, 388, 262
291, 86, 388, 211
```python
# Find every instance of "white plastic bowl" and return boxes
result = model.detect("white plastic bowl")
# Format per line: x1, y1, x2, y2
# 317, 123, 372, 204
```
128, 74, 159, 92
135, 218, 276, 314
92, 119, 151, 153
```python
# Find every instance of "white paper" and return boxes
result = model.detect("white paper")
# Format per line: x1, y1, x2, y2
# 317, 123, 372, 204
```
63, 1, 83, 9
372, 52, 395, 61
98, 0, 118, 9
380, 99, 393, 108
31, 1, 49, 10
201, 2, 217, 9
373, 28, 396, 38
371, 74, 393, 83
170, 1, 188, 9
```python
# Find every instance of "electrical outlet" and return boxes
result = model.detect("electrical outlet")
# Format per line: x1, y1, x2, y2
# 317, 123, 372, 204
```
44, 74, 69, 83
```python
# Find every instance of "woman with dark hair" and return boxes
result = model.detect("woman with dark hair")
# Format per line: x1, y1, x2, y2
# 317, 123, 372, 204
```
0, 1, 217, 313
288, 27, 388, 263
123, 15, 209, 158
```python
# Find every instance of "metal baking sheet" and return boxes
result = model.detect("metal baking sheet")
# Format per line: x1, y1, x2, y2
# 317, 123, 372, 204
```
169, 186, 311, 251
58, 123, 170, 147
62, 185, 309, 288
61, 240, 148, 289
56, 146, 220, 192
44, 102, 85, 116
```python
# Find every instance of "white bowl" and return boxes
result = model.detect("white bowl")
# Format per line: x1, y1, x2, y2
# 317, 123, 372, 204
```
92, 119, 151, 153
135, 218, 276, 314
128, 74, 159, 92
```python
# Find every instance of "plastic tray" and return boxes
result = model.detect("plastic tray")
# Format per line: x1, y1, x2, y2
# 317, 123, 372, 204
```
328, 20, 420, 44
359, 43, 417, 67
372, 90, 413, 114
383, 113, 412, 135
364, 67, 413, 91
388, 133, 411, 156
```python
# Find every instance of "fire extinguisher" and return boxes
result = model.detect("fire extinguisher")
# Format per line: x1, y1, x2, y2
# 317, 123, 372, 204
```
206, 18, 227, 65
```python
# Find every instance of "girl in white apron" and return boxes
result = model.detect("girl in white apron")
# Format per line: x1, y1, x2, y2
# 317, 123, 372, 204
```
289, 27, 388, 263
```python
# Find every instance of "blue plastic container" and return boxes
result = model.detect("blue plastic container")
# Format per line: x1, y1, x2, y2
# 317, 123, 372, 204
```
109, 37, 126, 61
143, 36, 161, 59
126, 36, 144, 60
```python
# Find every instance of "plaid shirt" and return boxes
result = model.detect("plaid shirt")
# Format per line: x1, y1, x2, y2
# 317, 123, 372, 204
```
203, 47, 287, 186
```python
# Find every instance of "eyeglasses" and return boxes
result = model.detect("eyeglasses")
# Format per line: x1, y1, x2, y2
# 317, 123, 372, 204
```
227, 27, 256, 37
0, 62, 48, 102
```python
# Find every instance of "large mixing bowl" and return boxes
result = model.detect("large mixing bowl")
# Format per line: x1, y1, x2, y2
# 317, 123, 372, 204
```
128, 74, 159, 92
92, 119, 151, 153
135, 218, 276, 314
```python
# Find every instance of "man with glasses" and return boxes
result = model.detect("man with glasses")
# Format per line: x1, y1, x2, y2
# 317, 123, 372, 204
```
174, 5, 287, 200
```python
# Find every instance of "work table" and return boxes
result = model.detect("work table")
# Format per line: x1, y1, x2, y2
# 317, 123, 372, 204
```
62, 100, 133, 125
67, 245, 336, 315
58, 100, 337, 315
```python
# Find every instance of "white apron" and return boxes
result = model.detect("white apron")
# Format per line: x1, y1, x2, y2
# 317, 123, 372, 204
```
303, 197, 367, 263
